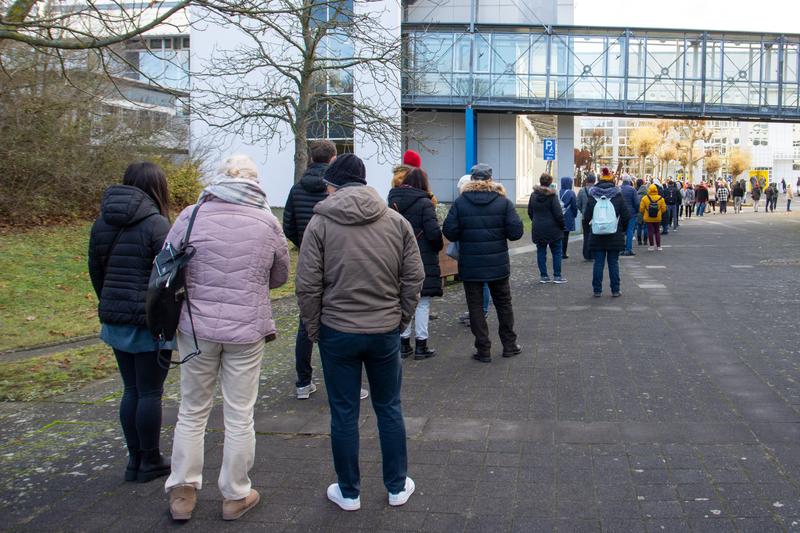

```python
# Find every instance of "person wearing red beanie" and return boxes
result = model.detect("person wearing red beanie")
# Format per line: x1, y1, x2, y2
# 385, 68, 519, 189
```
403, 150, 421, 168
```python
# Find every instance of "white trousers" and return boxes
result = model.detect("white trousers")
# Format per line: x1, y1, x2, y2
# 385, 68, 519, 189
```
402, 296, 431, 340
165, 332, 264, 500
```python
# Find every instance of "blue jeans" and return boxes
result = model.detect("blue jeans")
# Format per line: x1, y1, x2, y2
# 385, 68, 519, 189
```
696, 202, 706, 216
592, 250, 621, 294
318, 325, 407, 498
667, 205, 679, 230
625, 218, 636, 252
536, 239, 562, 278
295, 319, 314, 387
635, 220, 648, 242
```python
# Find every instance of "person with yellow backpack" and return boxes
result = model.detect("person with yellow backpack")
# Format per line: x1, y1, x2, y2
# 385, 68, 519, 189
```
639, 184, 667, 251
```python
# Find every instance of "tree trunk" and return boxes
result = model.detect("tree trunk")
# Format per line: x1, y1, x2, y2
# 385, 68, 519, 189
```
293, 126, 308, 184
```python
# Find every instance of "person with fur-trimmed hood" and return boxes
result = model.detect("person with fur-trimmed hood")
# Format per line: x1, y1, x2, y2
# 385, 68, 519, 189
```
443, 163, 524, 363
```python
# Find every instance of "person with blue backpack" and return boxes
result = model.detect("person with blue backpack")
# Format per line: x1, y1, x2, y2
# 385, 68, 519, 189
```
584, 167, 631, 298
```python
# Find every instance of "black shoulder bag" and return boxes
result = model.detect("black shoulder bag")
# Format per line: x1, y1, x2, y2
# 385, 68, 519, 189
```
146, 202, 203, 368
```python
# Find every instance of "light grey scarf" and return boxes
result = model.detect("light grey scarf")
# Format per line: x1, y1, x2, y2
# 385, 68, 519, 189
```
199, 176, 271, 212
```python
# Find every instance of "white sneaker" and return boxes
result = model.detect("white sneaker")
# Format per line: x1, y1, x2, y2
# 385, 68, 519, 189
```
388, 476, 415, 507
295, 382, 317, 400
657, 246, 663, 251
360, 388, 369, 400
327, 483, 360, 511
647, 246, 654, 251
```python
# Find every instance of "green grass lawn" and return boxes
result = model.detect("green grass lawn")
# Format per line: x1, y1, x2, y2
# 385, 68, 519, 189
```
0, 223, 98, 352
0, 344, 118, 401
0, 218, 298, 352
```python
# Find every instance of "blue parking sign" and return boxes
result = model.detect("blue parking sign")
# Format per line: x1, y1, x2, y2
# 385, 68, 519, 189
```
543, 139, 556, 161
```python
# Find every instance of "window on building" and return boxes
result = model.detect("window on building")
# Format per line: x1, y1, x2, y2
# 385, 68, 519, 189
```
308, 0, 355, 150
122, 36, 190, 91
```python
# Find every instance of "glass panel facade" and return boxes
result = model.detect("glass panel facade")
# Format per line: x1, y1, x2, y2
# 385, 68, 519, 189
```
403, 26, 800, 120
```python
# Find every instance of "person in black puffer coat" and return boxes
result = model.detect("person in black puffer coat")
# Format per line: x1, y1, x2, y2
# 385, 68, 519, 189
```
388, 167, 443, 360
88, 161, 172, 483
584, 167, 631, 297
443, 163, 524, 363
282, 140, 336, 399
528, 173, 566, 284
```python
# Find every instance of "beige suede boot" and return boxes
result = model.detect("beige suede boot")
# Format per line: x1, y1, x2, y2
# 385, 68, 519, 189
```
222, 489, 260, 521
169, 485, 197, 521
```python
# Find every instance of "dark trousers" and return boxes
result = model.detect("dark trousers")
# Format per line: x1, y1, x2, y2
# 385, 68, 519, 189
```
318, 325, 406, 499
464, 278, 517, 356
647, 222, 661, 247
536, 239, 562, 278
562, 231, 570, 257
668, 205, 679, 229
719, 200, 727, 213
114, 349, 169, 451
295, 319, 314, 387
592, 250, 621, 294
581, 218, 592, 260
661, 209, 670, 234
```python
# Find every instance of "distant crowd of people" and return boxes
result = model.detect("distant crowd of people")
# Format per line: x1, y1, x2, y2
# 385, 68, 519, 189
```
87, 146, 798, 523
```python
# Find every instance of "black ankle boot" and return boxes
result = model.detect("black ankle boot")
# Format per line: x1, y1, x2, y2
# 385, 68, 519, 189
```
125, 448, 141, 482
138, 449, 171, 483
400, 337, 413, 359
414, 338, 436, 360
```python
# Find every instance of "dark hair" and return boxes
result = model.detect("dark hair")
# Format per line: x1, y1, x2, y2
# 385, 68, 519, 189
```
636, 178, 644, 188
539, 173, 553, 187
122, 161, 170, 217
403, 167, 431, 193
309, 140, 337, 164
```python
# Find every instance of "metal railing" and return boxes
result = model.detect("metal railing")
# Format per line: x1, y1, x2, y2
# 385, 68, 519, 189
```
402, 23, 800, 122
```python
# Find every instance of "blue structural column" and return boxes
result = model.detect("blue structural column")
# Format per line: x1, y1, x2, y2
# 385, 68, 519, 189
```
465, 106, 477, 173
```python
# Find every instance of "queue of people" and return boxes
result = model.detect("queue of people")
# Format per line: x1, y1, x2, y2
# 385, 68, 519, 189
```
88, 150, 797, 523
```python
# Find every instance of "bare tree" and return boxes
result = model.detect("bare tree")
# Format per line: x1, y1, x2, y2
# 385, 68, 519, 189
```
0, 0, 191, 50
585, 128, 606, 172
629, 126, 660, 178
727, 148, 751, 179
194, 0, 402, 183
673, 119, 713, 181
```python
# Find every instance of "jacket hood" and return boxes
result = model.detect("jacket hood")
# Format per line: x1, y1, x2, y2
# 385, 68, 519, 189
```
100, 185, 161, 227
314, 184, 387, 226
300, 162, 328, 193
560, 177, 573, 190
388, 185, 429, 213
648, 184, 659, 195
461, 179, 507, 205
590, 181, 621, 199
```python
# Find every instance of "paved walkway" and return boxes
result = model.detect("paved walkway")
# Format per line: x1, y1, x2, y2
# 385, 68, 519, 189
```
2, 209, 800, 532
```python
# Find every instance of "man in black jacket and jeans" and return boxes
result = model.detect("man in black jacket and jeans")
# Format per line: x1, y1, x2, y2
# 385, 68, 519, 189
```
443, 164, 524, 363
283, 140, 336, 399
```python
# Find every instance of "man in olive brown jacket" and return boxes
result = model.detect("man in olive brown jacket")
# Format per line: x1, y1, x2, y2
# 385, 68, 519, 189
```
295, 153, 424, 512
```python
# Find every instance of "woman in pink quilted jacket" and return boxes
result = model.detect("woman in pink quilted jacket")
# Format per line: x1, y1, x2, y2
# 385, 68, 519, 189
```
164, 154, 290, 522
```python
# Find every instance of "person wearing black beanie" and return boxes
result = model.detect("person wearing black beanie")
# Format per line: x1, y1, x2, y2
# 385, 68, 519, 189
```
323, 153, 367, 188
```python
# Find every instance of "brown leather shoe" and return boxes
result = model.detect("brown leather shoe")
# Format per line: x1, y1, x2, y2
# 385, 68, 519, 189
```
222, 489, 260, 521
169, 485, 197, 521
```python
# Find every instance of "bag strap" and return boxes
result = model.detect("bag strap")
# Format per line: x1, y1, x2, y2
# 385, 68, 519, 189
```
179, 201, 205, 251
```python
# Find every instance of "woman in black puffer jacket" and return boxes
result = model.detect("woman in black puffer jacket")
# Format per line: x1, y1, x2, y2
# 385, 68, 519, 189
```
387, 167, 443, 360
88, 162, 172, 484
528, 173, 566, 284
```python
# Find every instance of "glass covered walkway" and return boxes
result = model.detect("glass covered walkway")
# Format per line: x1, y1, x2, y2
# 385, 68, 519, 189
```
403, 24, 800, 122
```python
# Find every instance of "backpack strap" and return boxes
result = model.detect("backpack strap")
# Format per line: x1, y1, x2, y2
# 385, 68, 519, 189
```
179, 201, 205, 251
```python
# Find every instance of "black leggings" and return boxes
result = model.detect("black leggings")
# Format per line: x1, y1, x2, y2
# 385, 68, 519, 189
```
114, 349, 170, 451
562, 231, 570, 257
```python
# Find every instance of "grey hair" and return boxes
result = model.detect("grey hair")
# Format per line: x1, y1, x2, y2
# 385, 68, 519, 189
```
218, 154, 259, 181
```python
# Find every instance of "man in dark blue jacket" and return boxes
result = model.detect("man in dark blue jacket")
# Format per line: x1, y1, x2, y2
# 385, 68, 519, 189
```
619, 176, 639, 256
443, 164, 524, 363
663, 179, 682, 234
283, 140, 336, 399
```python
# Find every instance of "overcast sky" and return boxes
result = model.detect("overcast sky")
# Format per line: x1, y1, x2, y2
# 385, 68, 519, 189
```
574, 0, 800, 34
